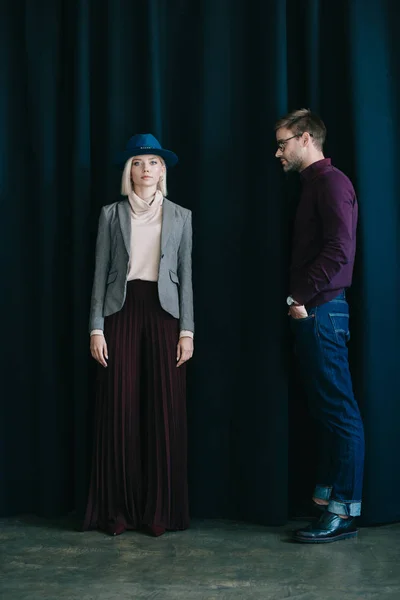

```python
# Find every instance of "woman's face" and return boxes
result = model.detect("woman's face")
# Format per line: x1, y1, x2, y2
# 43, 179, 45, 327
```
130, 155, 165, 188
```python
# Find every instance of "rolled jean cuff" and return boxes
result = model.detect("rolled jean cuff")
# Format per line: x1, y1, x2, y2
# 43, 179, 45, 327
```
313, 485, 332, 501
328, 499, 361, 517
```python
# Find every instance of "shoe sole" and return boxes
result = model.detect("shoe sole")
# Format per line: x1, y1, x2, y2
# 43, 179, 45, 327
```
292, 530, 358, 543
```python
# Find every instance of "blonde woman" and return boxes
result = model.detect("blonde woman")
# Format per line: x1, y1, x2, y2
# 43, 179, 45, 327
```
83, 134, 194, 536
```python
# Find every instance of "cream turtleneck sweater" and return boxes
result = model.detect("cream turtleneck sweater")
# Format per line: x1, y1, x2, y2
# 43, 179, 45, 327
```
126, 189, 163, 282
90, 190, 193, 339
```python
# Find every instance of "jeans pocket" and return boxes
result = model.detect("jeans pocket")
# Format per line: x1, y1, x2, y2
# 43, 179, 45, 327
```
328, 312, 350, 343
290, 314, 315, 323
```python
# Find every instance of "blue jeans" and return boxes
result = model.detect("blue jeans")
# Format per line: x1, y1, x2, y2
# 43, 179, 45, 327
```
290, 292, 365, 517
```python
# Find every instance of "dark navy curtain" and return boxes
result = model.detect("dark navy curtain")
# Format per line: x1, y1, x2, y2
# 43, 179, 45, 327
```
1, 0, 399, 526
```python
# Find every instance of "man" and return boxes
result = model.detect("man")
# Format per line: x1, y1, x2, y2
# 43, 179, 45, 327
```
275, 109, 365, 543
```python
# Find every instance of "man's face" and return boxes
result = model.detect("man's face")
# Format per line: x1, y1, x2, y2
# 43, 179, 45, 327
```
275, 127, 304, 172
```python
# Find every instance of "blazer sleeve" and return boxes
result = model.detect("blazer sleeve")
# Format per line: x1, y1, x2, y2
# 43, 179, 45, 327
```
88, 207, 111, 333
177, 210, 194, 333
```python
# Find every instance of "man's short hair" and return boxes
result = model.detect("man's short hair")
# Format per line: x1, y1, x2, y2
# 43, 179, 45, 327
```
275, 108, 327, 150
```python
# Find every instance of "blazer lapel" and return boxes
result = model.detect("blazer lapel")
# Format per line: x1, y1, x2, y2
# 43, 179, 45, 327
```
117, 201, 131, 256
161, 199, 175, 254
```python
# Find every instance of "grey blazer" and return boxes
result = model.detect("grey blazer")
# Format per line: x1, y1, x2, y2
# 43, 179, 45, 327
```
89, 198, 194, 334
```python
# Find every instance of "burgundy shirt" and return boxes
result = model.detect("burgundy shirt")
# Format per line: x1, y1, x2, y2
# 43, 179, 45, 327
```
290, 158, 358, 308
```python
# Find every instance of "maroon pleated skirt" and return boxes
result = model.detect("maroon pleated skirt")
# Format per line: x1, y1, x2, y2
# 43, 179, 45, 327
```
83, 280, 189, 535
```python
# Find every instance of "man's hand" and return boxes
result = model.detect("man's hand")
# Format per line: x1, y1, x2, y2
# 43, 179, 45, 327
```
289, 304, 309, 319
176, 337, 194, 367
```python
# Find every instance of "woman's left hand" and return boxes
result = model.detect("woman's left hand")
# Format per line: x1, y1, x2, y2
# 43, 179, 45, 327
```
176, 337, 194, 367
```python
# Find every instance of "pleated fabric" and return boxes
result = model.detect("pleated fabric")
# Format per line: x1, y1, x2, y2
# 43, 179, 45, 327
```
83, 280, 189, 535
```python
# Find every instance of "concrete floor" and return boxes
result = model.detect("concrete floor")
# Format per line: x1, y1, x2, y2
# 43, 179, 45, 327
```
1, 516, 400, 600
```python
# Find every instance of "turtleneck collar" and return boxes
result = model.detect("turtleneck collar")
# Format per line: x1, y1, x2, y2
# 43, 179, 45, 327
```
300, 158, 332, 183
128, 189, 164, 216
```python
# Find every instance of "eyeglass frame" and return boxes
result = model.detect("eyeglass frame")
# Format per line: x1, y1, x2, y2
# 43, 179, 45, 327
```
276, 131, 313, 152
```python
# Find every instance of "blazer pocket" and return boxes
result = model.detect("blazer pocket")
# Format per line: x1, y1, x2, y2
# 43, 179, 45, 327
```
107, 270, 118, 284
169, 270, 180, 285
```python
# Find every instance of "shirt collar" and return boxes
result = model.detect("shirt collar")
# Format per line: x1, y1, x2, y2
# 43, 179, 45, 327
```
300, 158, 331, 182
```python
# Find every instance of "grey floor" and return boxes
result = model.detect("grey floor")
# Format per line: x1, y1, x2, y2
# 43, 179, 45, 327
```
1, 516, 399, 600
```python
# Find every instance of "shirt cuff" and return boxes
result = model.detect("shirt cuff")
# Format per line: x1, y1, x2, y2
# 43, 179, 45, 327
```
179, 330, 194, 339
90, 329, 104, 336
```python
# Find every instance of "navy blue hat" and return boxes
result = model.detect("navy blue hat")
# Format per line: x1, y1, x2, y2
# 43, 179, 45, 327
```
115, 133, 178, 168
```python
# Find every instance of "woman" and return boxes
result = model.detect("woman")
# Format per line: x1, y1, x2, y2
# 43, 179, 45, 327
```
83, 133, 194, 536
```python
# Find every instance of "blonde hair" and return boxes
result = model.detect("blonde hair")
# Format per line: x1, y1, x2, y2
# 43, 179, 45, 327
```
121, 156, 167, 197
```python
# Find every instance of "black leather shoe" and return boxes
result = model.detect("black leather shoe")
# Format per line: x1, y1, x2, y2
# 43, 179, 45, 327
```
292, 511, 358, 543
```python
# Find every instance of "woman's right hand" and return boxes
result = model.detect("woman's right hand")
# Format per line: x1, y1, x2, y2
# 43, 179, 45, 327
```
90, 334, 108, 367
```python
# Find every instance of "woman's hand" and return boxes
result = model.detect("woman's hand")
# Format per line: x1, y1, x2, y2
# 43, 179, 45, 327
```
90, 334, 108, 367
176, 337, 194, 367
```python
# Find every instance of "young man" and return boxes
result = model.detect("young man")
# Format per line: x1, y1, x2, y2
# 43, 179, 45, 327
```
276, 109, 364, 543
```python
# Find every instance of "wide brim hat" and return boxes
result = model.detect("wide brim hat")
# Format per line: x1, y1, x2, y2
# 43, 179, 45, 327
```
115, 133, 178, 168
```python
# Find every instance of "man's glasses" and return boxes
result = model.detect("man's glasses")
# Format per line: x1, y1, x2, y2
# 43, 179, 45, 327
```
277, 132, 313, 152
